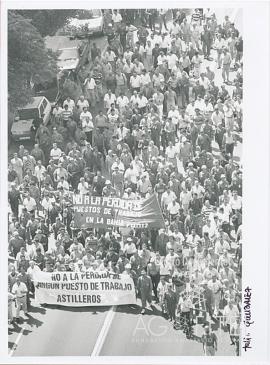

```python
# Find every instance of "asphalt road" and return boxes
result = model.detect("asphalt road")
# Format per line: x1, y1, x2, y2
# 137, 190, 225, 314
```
9, 300, 237, 356
8, 8, 242, 357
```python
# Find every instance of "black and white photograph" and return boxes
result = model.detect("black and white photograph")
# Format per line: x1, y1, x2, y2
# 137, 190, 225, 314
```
0, 2, 269, 363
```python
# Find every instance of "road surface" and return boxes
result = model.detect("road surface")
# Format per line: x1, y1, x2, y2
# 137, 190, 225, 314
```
9, 300, 237, 356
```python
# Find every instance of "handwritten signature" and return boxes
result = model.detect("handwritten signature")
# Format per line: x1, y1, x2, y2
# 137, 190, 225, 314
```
242, 286, 253, 351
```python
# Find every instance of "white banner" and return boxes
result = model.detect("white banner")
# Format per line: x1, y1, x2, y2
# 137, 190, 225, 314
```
33, 271, 137, 307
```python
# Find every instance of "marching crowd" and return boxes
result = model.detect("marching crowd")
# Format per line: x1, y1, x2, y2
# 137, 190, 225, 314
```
8, 8, 242, 355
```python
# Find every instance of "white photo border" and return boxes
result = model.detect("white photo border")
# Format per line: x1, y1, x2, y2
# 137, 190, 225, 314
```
0, 0, 269, 364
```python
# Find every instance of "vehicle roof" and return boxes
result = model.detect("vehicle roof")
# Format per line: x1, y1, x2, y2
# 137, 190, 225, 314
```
45, 35, 82, 52
18, 96, 45, 110
58, 48, 79, 61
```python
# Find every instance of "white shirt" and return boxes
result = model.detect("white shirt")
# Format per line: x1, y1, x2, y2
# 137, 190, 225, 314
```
63, 99, 75, 111
194, 99, 206, 112
80, 110, 92, 122
230, 196, 242, 210
191, 184, 205, 198
123, 51, 134, 62
214, 38, 227, 50
34, 165, 46, 181
117, 95, 129, 109
157, 54, 167, 66
12, 282, 28, 297
211, 111, 224, 126
130, 75, 141, 88
168, 109, 180, 126
166, 146, 177, 159
41, 197, 54, 211
160, 36, 171, 49
186, 103, 196, 118
57, 180, 70, 191
199, 77, 210, 90
112, 12, 122, 23
130, 95, 139, 106
82, 118, 94, 132
167, 53, 179, 69
23, 197, 36, 212
137, 96, 148, 108
180, 190, 192, 205
27, 265, 41, 280
161, 191, 177, 207
223, 304, 239, 325
53, 106, 63, 116
78, 182, 89, 195
84, 78, 96, 90
77, 99, 89, 111
124, 243, 137, 255
104, 93, 116, 109
167, 201, 180, 215
111, 161, 125, 173
50, 148, 62, 160
140, 73, 151, 86
208, 279, 222, 294
124, 168, 138, 184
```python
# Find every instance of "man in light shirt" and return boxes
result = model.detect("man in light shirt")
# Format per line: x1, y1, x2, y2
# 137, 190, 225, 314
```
12, 275, 28, 321
230, 191, 242, 213
214, 34, 227, 68
76, 95, 89, 112
167, 199, 181, 220
167, 50, 179, 71
116, 92, 129, 114
104, 90, 116, 111
50, 143, 62, 162
124, 163, 138, 190
223, 300, 240, 345
165, 141, 178, 167
63, 96, 75, 112
211, 106, 224, 126
23, 193, 36, 214
161, 187, 177, 211
130, 71, 141, 92
77, 177, 89, 195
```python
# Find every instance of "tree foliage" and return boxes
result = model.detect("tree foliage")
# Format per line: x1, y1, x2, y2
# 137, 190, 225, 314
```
8, 11, 58, 112
16, 9, 78, 37
61, 79, 83, 101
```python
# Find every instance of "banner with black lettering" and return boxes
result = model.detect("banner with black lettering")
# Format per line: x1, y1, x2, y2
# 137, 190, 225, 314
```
72, 194, 165, 229
34, 271, 137, 306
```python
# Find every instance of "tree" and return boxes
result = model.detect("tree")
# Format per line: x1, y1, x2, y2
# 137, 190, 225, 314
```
61, 78, 83, 101
16, 10, 78, 37
8, 11, 58, 112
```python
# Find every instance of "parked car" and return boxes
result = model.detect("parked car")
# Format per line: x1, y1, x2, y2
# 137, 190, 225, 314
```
63, 9, 104, 37
11, 96, 51, 142
45, 35, 89, 72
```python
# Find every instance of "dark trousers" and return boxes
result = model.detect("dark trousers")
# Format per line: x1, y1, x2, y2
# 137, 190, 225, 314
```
203, 42, 211, 57
85, 131, 93, 145
225, 143, 234, 157
150, 273, 160, 299
183, 66, 190, 75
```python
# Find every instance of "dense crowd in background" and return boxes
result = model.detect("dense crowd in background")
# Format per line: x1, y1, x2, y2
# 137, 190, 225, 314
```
8, 8, 243, 355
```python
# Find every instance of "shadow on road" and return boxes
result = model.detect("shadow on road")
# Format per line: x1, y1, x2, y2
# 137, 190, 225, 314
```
29, 304, 46, 315
25, 314, 43, 329
41, 303, 109, 314
116, 303, 164, 317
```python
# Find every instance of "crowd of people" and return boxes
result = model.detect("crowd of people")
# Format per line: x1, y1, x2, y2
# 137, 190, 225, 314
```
8, 8, 243, 356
